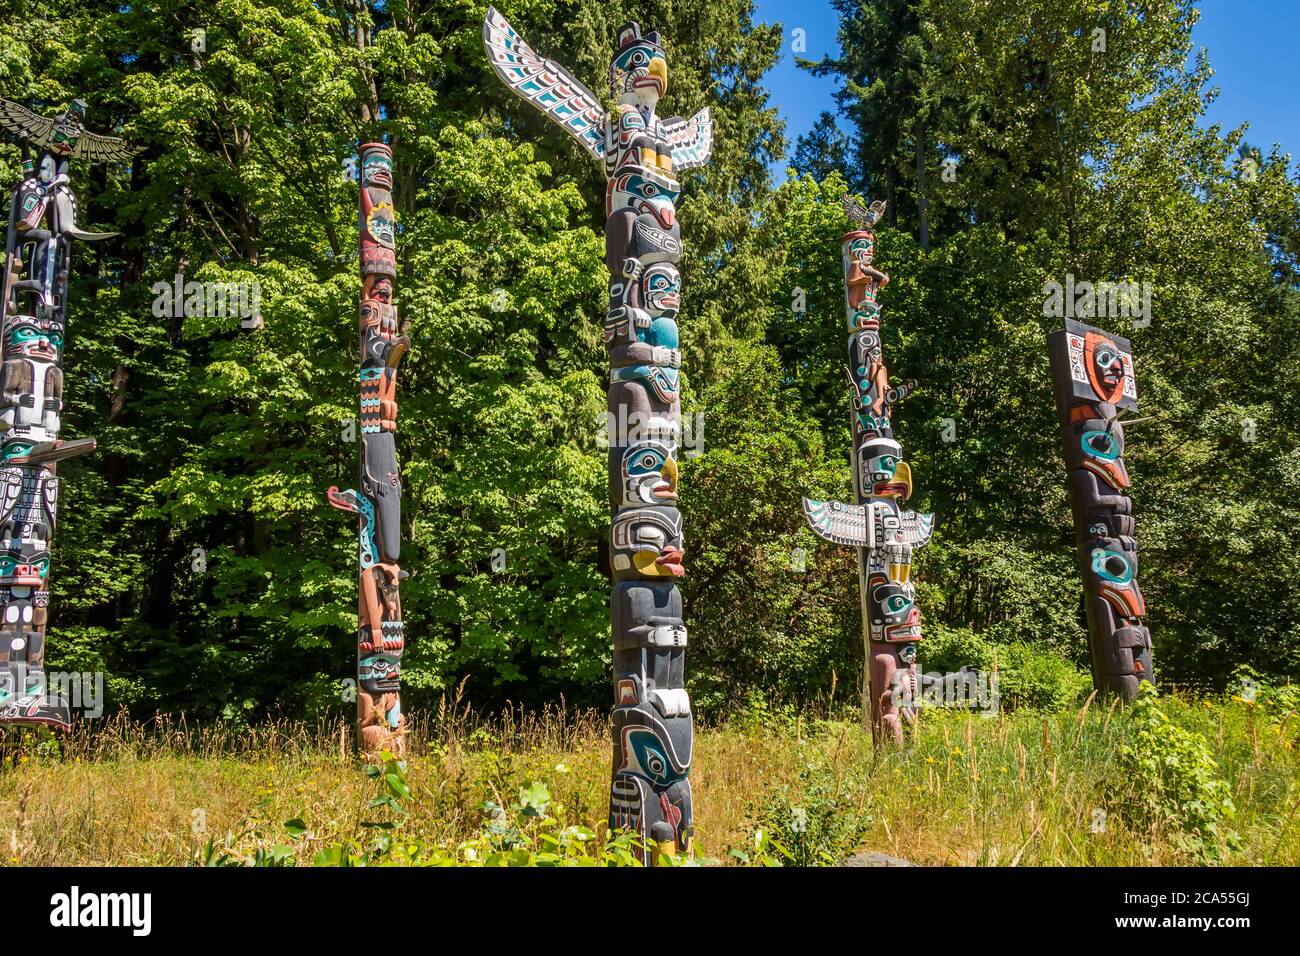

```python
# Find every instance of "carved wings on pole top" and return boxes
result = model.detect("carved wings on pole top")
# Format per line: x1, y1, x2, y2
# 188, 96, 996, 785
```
0, 98, 140, 163
482, 6, 607, 162
842, 193, 887, 229
662, 108, 713, 171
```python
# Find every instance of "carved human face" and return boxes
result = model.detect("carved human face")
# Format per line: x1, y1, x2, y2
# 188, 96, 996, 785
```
850, 234, 875, 266
0, 547, 49, 588
4, 317, 61, 362
358, 652, 401, 694
1084, 331, 1126, 404
361, 149, 393, 190
642, 264, 680, 318
366, 201, 396, 248
365, 276, 393, 305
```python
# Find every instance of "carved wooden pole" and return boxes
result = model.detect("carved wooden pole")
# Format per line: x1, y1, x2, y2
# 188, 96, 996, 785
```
328, 143, 409, 756
484, 7, 712, 861
1047, 319, 1152, 699
801, 196, 933, 744
0, 99, 135, 728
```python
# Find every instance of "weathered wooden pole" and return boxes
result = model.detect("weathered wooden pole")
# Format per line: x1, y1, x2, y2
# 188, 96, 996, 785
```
484, 7, 712, 860
328, 142, 409, 756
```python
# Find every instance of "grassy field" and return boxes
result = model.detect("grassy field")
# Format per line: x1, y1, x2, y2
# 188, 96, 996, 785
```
1, 686, 1297, 866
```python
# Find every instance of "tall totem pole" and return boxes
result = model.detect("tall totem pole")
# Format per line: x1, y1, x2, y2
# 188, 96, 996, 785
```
483, 7, 712, 860
328, 143, 409, 757
801, 196, 934, 744
1047, 319, 1152, 699
0, 99, 136, 729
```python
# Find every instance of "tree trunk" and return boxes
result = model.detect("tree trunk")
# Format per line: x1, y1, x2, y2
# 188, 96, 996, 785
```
913, 114, 931, 250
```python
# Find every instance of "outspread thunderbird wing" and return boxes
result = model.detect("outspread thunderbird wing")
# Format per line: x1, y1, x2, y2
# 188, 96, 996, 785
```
482, 6, 606, 162
802, 497, 872, 548
0, 98, 56, 150
73, 129, 141, 163
662, 108, 712, 171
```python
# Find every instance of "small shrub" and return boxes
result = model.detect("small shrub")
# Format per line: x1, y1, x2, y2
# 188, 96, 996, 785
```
995, 642, 1091, 710
736, 761, 872, 866
918, 628, 1089, 711
920, 625, 995, 675
1106, 688, 1240, 862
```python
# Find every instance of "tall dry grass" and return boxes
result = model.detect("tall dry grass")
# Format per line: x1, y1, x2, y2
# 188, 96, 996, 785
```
1, 686, 1296, 866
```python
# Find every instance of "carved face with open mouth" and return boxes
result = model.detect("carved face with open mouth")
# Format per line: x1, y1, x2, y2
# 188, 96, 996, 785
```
642, 263, 681, 318
0, 548, 50, 588
361, 147, 393, 190
859, 437, 912, 499
849, 234, 875, 267
619, 441, 679, 506
610, 22, 668, 109
610, 506, 684, 579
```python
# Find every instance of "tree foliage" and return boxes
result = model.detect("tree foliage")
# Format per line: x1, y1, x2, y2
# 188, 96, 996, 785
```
0, 0, 1294, 724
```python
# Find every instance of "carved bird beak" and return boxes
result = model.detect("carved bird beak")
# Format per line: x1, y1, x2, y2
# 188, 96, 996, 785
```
648, 57, 668, 94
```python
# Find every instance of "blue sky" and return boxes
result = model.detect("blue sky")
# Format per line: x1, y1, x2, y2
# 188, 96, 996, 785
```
752, 0, 1300, 177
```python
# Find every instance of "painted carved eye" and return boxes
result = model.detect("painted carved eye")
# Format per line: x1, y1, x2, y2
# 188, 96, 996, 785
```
886, 595, 910, 613
1091, 548, 1133, 584
632, 52, 646, 65
1096, 347, 1117, 366
629, 452, 663, 477
1083, 430, 1119, 459
634, 525, 666, 548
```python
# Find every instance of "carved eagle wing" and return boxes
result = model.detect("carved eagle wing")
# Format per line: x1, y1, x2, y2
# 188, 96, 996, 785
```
662, 108, 712, 171
482, 6, 607, 162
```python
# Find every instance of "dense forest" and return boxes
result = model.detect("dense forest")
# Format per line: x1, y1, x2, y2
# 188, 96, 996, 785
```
0, 0, 1296, 724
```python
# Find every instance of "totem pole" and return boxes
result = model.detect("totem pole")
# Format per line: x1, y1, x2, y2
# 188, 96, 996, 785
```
801, 195, 933, 744
327, 143, 410, 757
1047, 319, 1152, 699
0, 98, 137, 728
483, 7, 712, 860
